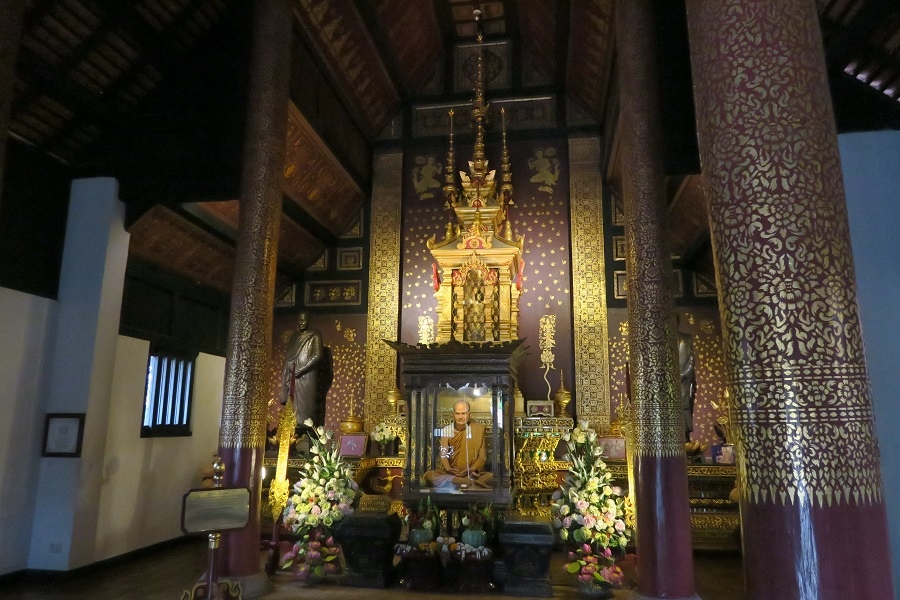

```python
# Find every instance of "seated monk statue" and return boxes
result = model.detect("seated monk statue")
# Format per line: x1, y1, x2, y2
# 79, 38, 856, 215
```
424, 400, 493, 489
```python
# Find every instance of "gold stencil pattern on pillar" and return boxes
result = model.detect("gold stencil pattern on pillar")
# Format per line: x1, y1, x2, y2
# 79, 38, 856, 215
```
568, 136, 610, 430
365, 152, 403, 430
689, 0, 882, 507
622, 148, 682, 457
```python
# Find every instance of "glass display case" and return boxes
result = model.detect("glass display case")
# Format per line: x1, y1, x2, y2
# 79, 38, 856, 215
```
386, 339, 525, 508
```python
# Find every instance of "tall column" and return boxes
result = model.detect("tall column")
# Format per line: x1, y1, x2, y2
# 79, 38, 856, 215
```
218, 0, 292, 592
0, 0, 26, 210
686, 1, 895, 598
568, 136, 612, 432
363, 150, 402, 429
616, 2, 699, 599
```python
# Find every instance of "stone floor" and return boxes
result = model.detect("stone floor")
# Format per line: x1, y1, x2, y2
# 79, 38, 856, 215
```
0, 538, 746, 600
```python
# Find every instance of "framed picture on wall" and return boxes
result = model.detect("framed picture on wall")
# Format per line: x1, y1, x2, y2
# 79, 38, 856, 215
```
339, 433, 368, 458
42, 413, 85, 457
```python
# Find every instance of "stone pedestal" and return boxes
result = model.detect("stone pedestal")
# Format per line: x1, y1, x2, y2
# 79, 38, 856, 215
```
333, 512, 401, 588
498, 515, 554, 597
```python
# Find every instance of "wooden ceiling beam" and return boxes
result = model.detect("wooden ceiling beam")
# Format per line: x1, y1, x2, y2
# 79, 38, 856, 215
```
281, 196, 338, 248
351, 0, 410, 103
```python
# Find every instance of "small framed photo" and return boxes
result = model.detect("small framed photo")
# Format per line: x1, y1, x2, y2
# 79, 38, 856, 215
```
711, 444, 735, 465
339, 432, 368, 458
526, 400, 554, 417
42, 413, 85, 458
598, 436, 627, 460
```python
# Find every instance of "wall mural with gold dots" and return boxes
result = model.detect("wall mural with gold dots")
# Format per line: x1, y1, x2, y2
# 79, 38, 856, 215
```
608, 306, 727, 452
400, 137, 573, 404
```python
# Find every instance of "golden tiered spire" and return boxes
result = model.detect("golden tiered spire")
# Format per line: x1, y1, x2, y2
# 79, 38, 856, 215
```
426, 8, 525, 344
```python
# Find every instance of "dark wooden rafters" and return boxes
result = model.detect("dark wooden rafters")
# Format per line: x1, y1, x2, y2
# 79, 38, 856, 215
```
501, 0, 522, 89
554, 0, 570, 94
281, 196, 338, 249
14, 0, 229, 161
432, 0, 457, 97
350, 0, 410, 103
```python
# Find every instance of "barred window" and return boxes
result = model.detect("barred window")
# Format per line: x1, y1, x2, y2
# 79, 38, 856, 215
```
141, 351, 196, 437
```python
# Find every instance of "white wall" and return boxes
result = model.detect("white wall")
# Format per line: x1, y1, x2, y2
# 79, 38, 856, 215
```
0, 287, 55, 576
0, 326, 226, 576
94, 336, 224, 562
840, 130, 900, 593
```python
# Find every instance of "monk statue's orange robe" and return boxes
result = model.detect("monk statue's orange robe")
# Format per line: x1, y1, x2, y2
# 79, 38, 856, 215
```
424, 421, 492, 488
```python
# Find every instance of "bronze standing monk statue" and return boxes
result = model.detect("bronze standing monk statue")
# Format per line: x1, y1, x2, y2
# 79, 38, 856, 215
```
280, 312, 324, 428
677, 314, 697, 442
424, 400, 492, 489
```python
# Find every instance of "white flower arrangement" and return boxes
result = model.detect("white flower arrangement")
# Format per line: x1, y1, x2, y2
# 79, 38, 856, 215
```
282, 419, 359, 536
551, 420, 632, 553
370, 422, 394, 445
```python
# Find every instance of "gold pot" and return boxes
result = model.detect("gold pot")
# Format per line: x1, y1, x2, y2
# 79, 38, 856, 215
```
339, 413, 364, 434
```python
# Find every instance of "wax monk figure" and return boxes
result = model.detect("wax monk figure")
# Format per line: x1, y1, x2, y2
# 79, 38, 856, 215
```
424, 400, 492, 489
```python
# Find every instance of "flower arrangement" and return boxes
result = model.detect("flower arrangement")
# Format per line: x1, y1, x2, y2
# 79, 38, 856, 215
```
370, 422, 395, 454
551, 419, 632, 591
280, 528, 342, 582
461, 503, 494, 531
566, 543, 624, 592
281, 419, 359, 579
406, 496, 438, 533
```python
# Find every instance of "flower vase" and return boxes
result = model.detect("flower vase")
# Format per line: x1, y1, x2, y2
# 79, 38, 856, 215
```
408, 528, 433, 548
461, 528, 486, 548
378, 442, 388, 456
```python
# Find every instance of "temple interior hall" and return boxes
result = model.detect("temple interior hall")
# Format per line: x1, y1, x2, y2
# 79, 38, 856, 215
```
1, 2, 900, 600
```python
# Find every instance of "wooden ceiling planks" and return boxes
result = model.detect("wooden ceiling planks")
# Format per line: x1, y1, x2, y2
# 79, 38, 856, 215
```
293, 0, 400, 137
371, 0, 442, 94
566, 0, 614, 121
127, 204, 236, 294
283, 102, 366, 240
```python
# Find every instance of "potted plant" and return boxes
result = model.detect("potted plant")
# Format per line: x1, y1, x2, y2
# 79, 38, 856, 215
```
551, 420, 633, 597
281, 419, 359, 582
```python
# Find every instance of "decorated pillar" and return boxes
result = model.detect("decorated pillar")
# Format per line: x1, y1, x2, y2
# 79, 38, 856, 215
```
686, 1, 895, 598
218, 0, 292, 589
568, 136, 611, 431
363, 150, 403, 430
0, 0, 26, 210
616, 1, 699, 599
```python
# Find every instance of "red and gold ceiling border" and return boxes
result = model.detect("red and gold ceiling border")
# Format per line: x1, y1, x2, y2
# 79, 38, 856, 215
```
283, 102, 366, 238
127, 205, 236, 294
294, 0, 399, 136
